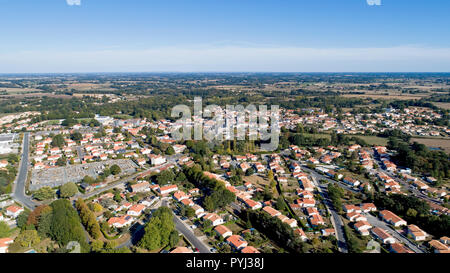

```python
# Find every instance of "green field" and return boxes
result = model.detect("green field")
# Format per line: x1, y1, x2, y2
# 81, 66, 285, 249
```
347, 135, 388, 146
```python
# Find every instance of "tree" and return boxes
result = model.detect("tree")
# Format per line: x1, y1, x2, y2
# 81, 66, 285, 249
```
33, 186, 55, 201
139, 207, 175, 250
17, 211, 30, 229
156, 169, 175, 186
90, 240, 104, 252
15, 230, 40, 248
51, 134, 65, 148
168, 230, 179, 248
0, 221, 11, 237
56, 156, 67, 167
27, 205, 51, 226
59, 182, 79, 198
82, 175, 96, 185
110, 164, 121, 175
70, 132, 82, 141
166, 146, 175, 155
49, 199, 85, 247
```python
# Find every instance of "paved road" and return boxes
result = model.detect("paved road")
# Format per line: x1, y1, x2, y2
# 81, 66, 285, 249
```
310, 174, 348, 253
162, 199, 211, 253
12, 132, 38, 210
365, 213, 424, 253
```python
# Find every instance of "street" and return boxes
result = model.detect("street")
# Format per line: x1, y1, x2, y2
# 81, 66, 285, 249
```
162, 199, 212, 253
364, 213, 424, 253
12, 132, 38, 210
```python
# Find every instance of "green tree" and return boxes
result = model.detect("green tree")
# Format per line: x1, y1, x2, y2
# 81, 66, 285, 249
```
90, 240, 104, 252
15, 229, 40, 247
0, 221, 11, 237
59, 182, 79, 198
33, 186, 55, 201
110, 164, 121, 175
49, 199, 85, 247
51, 134, 65, 148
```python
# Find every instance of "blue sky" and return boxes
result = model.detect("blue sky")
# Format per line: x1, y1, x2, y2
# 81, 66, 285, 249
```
0, 0, 449, 72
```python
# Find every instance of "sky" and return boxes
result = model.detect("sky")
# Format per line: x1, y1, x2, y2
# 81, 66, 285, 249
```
0, 0, 449, 73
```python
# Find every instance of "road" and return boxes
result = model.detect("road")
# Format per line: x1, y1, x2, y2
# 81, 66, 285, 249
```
310, 174, 348, 253
12, 132, 38, 210
162, 199, 211, 253
365, 213, 424, 253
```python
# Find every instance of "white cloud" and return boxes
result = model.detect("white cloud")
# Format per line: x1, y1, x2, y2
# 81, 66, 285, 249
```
66, 0, 81, 6
1, 45, 450, 73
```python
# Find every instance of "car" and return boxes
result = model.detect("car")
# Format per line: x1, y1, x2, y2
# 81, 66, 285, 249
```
190, 225, 197, 229
195, 248, 199, 252
210, 248, 217, 253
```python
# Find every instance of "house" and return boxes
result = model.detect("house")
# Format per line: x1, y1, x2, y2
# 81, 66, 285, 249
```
240, 162, 251, 172
346, 212, 366, 222
306, 207, 319, 216
0, 160, 8, 168
296, 198, 316, 208
294, 228, 308, 241
180, 198, 194, 207
321, 228, 336, 237
343, 177, 360, 187
170, 246, 193, 253
241, 246, 260, 253
127, 204, 146, 216
173, 144, 187, 154
343, 204, 362, 213
262, 206, 281, 217
136, 158, 147, 166
5, 205, 24, 218
173, 191, 190, 202
389, 243, 414, 253
428, 240, 450, 253
299, 177, 314, 192
242, 198, 262, 210
277, 176, 287, 183
130, 181, 150, 193
309, 214, 325, 227
379, 210, 407, 227
406, 225, 427, 241
203, 213, 224, 226
0, 238, 14, 253
188, 188, 200, 195
360, 203, 377, 213
354, 221, 372, 236
440, 236, 450, 245
159, 184, 178, 195
296, 189, 314, 199
371, 227, 396, 244
285, 218, 298, 228
108, 215, 133, 228
192, 204, 205, 218
149, 154, 166, 166
226, 235, 248, 250
214, 225, 232, 238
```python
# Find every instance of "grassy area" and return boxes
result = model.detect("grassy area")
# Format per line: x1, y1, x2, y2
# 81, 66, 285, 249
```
348, 135, 388, 146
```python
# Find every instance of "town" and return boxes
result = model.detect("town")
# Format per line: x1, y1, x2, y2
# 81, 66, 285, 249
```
0, 73, 449, 254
